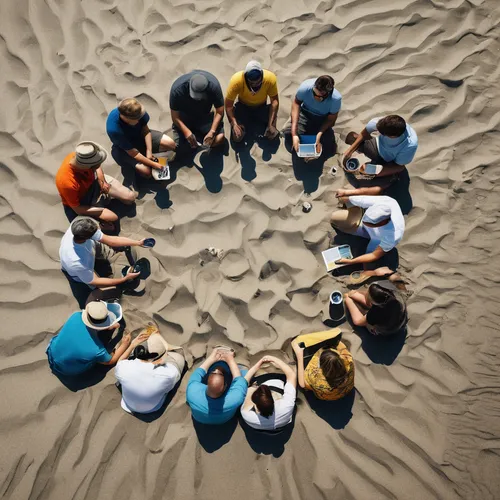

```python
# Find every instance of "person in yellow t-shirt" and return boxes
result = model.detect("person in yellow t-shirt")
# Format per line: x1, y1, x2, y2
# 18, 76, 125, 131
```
225, 60, 280, 143
292, 337, 354, 401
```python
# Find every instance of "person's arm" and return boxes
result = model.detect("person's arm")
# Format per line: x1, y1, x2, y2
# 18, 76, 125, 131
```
344, 127, 371, 164
99, 233, 145, 248
337, 245, 386, 265
344, 296, 368, 327
118, 331, 150, 362
198, 348, 222, 372
336, 186, 385, 197
291, 97, 302, 152
315, 112, 338, 153
267, 94, 279, 129
203, 105, 224, 146
225, 98, 238, 127
291, 340, 306, 389
226, 355, 242, 379
244, 358, 266, 383
95, 166, 110, 194
143, 124, 153, 159
100, 331, 131, 365
88, 268, 140, 287
125, 148, 161, 170
171, 110, 197, 148
262, 355, 297, 386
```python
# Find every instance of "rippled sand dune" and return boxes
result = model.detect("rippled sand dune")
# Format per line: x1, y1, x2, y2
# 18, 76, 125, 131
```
1, 0, 500, 499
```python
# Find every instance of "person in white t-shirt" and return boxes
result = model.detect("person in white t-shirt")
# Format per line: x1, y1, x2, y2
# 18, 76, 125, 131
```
59, 216, 147, 288
240, 355, 297, 431
331, 195, 405, 266
115, 324, 185, 414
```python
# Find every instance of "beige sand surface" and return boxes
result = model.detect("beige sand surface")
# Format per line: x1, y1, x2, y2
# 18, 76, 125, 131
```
1, 0, 500, 499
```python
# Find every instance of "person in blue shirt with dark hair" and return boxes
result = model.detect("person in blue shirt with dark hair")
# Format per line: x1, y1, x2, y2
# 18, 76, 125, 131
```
186, 347, 248, 425
106, 98, 176, 179
282, 75, 342, 157
338, 115, 419, 197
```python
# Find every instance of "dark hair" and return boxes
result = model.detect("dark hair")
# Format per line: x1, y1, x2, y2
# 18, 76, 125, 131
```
251, 385, 275, 417
71, 217, 98, 241
377, 115, 406, 137
368, 283, 396, 306
315, 75, 335, 94
320, 349, 347, 388
129, 344, 157, 361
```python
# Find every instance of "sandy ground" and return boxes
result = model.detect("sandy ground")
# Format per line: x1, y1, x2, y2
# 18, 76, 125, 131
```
1, 0, 500, 499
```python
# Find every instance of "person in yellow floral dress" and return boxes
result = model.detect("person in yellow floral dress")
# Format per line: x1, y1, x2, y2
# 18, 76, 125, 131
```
292, 335, 354, 401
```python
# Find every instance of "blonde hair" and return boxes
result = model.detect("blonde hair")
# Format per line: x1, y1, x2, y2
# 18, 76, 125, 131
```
118, 98, 144, 119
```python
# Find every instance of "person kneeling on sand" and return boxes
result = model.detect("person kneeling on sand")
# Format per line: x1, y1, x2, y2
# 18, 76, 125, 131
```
282, 75, 341, 157
59, 217, 145, 303
345, 280, 408, 336
56, 141, 137, 224
106, 98, 176, 179
240, 355, 297, 432
46, 301, 131, 377
115, 324, 185, 414
292, 335, 354, 401
225, 60, 280, 142
340, 115, 418, 196
331, 195, 405, 267
186, 347, 248, 425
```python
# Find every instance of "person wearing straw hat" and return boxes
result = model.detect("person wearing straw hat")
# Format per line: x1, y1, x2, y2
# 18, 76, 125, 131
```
331, 195, 405, 267
46, 301, 131, 377
59, 216, 147, 305
114, 323, 186, 414
107, 97, 176, 179
56, 141, 137, 223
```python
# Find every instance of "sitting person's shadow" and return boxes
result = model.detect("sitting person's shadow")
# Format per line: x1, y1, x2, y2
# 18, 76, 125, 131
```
230, 124, 281, 182
304, 389, 355, 430
284, 130, 336, 194
192, 415, 239, 453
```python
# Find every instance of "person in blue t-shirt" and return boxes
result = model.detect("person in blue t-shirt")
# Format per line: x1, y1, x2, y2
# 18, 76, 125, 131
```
338, 115, 419, 197
46, 301, 131, 377
282, 75, 342, 158
186, 347, 248, 425
106, 98, 176, 179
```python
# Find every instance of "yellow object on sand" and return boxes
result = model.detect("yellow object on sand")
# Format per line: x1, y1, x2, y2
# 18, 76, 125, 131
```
295, 328, 342, 348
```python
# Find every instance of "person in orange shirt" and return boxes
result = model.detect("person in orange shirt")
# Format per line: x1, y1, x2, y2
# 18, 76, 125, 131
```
55, 141, 136, 223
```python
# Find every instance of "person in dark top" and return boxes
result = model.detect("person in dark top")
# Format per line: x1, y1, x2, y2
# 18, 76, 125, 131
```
106, 98, 176, 179
344, 280, 408, 335
169, 70, 225, 152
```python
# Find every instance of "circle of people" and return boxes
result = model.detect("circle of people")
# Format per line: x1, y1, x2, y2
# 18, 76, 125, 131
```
48, 60, 417, 431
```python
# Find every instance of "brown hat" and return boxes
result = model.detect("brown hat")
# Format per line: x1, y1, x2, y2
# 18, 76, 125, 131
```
73, 141, 108, 169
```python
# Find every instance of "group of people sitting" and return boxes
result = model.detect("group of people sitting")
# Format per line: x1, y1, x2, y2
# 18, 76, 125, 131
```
54, 61, 418, 227
47, 61, 417, 435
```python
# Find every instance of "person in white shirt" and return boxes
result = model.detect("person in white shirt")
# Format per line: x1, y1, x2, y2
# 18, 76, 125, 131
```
339, 115, 418, 197
115, 324, 185, 414
331, 195, 405, 266
240, 355, 297, 432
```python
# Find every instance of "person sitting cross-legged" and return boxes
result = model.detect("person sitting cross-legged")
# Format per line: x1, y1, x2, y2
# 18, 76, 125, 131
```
240, 355, 297, 432
46, 301, 131, 377
331, 195, 405, 268
115, 323, 186, 414
56, 141, 137, 224
59, 216, 146, 307
186, 347, 248, 425
341, 115, 418, 196
107, 97, 176, 179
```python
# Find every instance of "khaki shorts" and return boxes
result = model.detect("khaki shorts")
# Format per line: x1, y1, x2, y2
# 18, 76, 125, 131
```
165, 350, 185, 374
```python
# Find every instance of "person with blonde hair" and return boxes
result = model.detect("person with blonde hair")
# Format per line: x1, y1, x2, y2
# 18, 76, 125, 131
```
56, 141, 137, 223
106, 97, 176, 178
